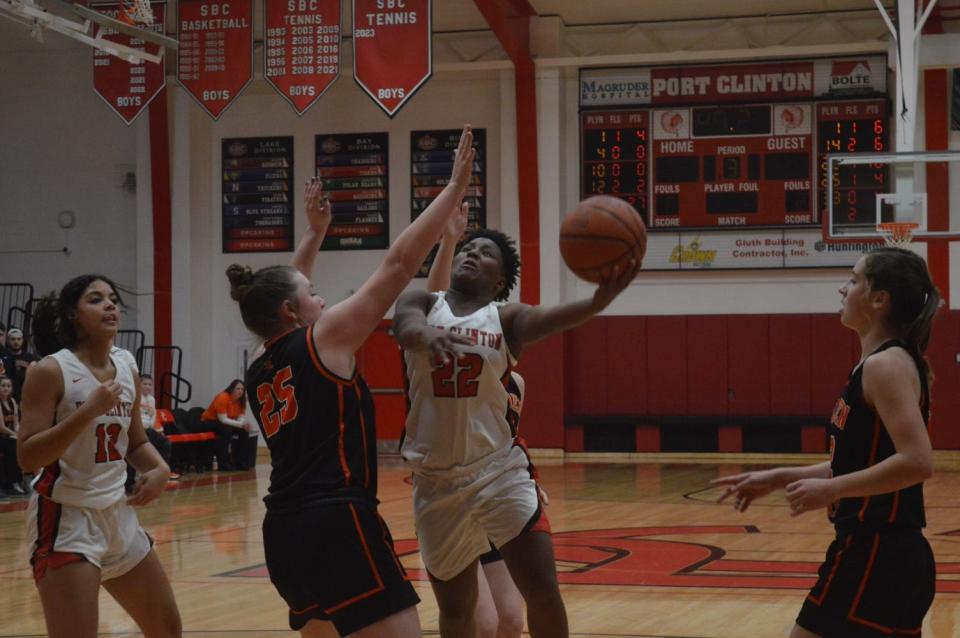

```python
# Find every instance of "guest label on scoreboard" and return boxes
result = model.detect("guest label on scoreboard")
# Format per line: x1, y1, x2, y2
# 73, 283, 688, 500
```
177, 0, 253, 120
222, 137, 294, 253
315, 133, 389, 250
263, 0, 340, 115
410, 128, 485, 276
91, 1, 167, 124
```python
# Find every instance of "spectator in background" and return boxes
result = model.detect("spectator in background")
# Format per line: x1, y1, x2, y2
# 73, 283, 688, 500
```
0, 375, 25, 496
197, 379, 254, 471
139, 375, 177, 481
0, 323, 15, 389
6, 328, 36, 401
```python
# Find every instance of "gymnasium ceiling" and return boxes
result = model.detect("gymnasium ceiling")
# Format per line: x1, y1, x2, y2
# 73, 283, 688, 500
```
0, 0, 896, 54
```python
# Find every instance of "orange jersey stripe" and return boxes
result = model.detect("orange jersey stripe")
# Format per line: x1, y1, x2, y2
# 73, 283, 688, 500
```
336, 385, 351, 486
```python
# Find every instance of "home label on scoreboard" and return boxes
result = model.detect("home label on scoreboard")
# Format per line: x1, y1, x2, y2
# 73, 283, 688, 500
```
649, 103, 813, 229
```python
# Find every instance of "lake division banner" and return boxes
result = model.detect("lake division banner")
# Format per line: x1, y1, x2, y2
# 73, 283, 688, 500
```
352, 0, 431, 117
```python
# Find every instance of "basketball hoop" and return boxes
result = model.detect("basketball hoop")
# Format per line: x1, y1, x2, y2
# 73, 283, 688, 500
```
876, 222, 919, 248
117, 0, 153, 26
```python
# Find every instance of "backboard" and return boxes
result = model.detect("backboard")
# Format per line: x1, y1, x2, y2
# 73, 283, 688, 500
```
824, 151, 960, 243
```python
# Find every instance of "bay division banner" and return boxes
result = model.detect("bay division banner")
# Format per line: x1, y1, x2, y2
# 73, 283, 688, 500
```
411, 128, 486, 276
316, 133, 389, 250
352, 0, 431, 117
178, 0, 253, 119
222, 137, 294, 253
264, 0, 341, 114
91, 1, 167, 124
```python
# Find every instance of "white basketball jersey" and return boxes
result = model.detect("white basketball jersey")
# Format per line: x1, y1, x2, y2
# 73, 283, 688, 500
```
33, 349, 137, 509
402, 293, 515, 477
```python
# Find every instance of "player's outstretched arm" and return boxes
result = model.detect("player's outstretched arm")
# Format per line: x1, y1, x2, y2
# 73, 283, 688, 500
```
314, 126, 476, 359
290, 176, 332, 278
17, 359, 121, 473
501, 259, 640, 358
711, 462, 830, 512
426, 200, 469, 293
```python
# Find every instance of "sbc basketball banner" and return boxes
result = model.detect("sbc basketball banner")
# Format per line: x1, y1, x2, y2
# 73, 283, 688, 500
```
264, 0, 341, 115
352, 0, 431, 117
91, 1, 167, 124
177, 0, 253, 120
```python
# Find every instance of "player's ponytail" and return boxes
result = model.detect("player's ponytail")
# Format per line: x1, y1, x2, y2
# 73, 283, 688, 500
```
863, 247, 941, 381
226, 264, 299, 339
31, 274, 125, 356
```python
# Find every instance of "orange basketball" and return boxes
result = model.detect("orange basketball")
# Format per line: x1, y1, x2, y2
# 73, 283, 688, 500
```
559, 195, 647, 283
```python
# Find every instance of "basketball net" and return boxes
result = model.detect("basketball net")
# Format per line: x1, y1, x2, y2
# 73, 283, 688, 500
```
117, 0, 154, 26
876, 222, 919, 248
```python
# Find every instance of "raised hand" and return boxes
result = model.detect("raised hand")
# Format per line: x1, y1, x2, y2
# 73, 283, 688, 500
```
443, 200, 470, 243
449, 126, 476, 192
85, 381, 123, 418
591, 259, 641, 312
305, 176, 332, 232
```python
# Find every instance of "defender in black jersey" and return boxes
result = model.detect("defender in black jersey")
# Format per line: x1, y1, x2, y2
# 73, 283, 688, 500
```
713, 248, 940, 638
227, 132, 477, 637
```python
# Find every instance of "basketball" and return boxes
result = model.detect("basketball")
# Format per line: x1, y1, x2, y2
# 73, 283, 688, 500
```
559, 195, 647, 283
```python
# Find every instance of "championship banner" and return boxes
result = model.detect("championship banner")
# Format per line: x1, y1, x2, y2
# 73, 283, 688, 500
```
264, 0, 341, 115
177, 0, 253, 120
91, 1, 167, 124
222, 137, 294, 253
352, 0, 431, 117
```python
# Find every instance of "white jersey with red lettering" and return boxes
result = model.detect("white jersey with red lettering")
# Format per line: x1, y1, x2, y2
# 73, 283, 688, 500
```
32, 348, 137, 509
401, 292, 515, 478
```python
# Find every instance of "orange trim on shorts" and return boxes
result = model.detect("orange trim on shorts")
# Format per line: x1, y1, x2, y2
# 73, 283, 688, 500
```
376, 513, 411, 582
857, 415, 882, 523
30, 496, 86, 582
354, 384, 370, 489
306, 325, 357, 385
846, 533, 922, 635
336, 386, 351, 486
323, 504, 385, 614
806, 535, 853, 606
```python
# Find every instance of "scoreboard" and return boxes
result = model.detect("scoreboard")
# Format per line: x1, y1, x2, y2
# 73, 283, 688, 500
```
581, 99, 889, 231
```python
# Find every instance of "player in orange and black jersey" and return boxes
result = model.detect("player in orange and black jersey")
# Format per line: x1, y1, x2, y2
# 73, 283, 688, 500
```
227, 127, 476, 638
713, 246, 940, 638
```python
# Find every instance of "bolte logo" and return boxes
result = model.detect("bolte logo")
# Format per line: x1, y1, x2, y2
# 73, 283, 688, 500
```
829, 60, 874, 93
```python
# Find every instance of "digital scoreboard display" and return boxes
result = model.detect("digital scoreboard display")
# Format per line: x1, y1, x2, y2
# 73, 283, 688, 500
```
816, 100, 889, 227
580, 99, 888, 231
581, 111, 649, 215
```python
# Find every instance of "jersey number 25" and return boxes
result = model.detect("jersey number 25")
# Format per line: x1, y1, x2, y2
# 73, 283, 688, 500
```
257, 365, 299, 438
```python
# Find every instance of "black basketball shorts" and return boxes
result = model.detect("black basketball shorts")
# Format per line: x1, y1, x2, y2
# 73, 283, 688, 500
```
797, 529, 935, 638
263, 500, 419, 634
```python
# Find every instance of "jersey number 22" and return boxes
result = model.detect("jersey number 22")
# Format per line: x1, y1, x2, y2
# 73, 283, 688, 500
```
432, 353, 483, 397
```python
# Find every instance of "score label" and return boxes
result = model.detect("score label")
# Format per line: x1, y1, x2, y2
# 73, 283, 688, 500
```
580, 111, 649, 215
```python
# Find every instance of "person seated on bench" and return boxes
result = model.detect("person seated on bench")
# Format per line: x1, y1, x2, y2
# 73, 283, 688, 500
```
139, 375, 178, 480
197, 379, 254, 471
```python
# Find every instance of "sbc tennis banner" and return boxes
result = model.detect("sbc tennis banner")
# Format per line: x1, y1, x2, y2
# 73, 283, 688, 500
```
352, 0, 431, 117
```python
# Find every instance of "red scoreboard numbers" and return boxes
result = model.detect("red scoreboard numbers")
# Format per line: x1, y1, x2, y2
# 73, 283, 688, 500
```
580, 99, 889, 231
581, 111, 649, 215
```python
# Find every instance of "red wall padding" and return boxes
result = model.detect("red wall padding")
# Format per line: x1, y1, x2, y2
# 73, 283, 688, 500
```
727, 315, 770, 415
362, 311, 960, 449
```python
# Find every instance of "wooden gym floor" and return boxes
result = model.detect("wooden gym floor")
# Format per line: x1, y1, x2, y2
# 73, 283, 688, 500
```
1, 455, 959, 637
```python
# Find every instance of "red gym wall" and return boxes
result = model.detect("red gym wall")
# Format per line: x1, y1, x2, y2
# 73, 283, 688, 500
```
358, 311, 960, 452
